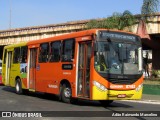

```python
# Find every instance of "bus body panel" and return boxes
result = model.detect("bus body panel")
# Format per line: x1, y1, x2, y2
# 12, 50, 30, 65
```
91, 59, 143, 100
92, 86, 143, 100
28, 35, 93, 98
92, 69, 143, 90
35, 62, 77, 94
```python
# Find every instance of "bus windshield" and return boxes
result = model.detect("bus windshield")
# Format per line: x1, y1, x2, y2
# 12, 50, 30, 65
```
95, 33, 142, 75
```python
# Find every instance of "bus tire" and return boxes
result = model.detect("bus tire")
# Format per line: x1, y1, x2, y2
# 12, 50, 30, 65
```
99, 100, 113, 106
61, 84, 71, 103
15, 78, 23, 95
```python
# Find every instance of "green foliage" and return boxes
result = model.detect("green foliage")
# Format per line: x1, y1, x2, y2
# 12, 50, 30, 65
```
151, 70, 160, 78
141, 0, 159, 15
86, 19, 104, 29
86, 10, 136, 30
87, 1, 160, 30
141, 0, 159, 21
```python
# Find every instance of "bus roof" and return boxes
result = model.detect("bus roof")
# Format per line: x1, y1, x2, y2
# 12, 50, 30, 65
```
4, 42, 28, 49
27, 29, 139, 45
27, 29, 97, 45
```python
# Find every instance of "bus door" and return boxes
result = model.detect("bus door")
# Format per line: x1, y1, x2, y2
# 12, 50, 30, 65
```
29, 48, 37, 90
77, 41, 92, 98
5, 51, 12, 85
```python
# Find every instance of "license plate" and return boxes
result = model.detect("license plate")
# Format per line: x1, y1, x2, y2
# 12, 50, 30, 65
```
117, 94, 126, 98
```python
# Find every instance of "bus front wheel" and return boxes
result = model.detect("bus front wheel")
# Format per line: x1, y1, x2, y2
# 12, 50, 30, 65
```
15, 79, 23, 95
61, 84, 72, 103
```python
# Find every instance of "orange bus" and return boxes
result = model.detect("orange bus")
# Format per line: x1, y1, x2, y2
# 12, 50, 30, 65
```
2, 29, 143, 105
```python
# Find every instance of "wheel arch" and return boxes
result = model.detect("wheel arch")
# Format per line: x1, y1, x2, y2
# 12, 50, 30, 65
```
59, 79, 72, 100
60, 79, 71, 88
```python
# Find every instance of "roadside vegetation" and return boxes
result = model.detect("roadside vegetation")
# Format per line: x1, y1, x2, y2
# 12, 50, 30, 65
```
86, 0, 159, 30
86, 10, 135, 31
144, 78, 160, 85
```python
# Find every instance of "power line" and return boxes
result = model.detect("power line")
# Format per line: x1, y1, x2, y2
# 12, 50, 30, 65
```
9, 0, 12, 29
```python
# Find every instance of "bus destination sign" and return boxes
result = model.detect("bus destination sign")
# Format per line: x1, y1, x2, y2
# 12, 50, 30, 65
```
99, 31, 137, 42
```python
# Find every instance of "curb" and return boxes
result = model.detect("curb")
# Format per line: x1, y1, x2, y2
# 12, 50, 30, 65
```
122, 100, 160, 105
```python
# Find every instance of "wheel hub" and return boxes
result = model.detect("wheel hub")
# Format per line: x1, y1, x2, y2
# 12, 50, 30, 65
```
64, 88, 71, 98
16, 83, 19, 92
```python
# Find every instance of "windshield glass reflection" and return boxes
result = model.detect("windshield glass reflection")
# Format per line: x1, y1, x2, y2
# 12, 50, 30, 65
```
94, 41, 141, 75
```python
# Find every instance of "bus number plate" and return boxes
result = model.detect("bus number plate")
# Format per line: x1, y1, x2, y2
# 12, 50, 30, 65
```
117, 94, 126, 98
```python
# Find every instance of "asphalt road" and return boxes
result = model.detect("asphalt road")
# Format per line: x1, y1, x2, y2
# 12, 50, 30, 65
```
0, 85, 160, 120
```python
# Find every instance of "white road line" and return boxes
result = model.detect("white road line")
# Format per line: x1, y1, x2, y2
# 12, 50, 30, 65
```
122, 100, 160, 105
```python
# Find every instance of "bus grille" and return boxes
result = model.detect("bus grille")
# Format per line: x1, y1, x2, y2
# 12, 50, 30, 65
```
108, 78, 138, 85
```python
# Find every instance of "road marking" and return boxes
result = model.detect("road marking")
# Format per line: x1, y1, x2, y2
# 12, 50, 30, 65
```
122, 100, 160, 105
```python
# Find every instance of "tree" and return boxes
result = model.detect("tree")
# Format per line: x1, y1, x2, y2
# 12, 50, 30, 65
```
87, 1, 160, 30
141, 0, 159, 15
86, 10, 135, 30
141, 0, 159, 22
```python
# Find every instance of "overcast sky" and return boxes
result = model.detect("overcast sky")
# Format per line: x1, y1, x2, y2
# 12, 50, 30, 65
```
0, 0, 144, 30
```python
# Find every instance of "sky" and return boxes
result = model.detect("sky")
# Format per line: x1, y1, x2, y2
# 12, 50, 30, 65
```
0, 0, 144, 31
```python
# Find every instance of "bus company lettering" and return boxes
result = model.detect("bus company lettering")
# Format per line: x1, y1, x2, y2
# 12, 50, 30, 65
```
63, 72, 71, 75
48, 84, 58, 89
126, 85, 135, 89
110, 85, 123, 89
110, 85, 136, 89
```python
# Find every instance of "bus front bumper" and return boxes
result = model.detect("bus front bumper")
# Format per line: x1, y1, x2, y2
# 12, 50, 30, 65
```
92, 86, 143, 100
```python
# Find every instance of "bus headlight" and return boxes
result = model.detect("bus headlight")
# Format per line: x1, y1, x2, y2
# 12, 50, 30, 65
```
135, 84, 143, 92
93, 81, 108, 91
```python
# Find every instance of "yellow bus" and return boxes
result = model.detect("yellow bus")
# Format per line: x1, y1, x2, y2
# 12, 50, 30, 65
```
2, 42, 28, 93
2, 29, 143, 106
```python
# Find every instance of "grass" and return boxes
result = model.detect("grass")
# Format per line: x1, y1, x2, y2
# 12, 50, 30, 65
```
144, 78, 160, 85
143, 78, 160, 95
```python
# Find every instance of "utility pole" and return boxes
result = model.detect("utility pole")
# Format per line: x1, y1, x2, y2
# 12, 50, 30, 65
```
9, 0, 12, 29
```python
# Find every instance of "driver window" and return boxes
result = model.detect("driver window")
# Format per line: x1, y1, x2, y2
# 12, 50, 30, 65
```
95, 52, 107, 72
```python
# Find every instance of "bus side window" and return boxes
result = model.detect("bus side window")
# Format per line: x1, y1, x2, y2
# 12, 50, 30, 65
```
50, 41, 61, 62
39, 43, 49, 63
62, 39, 75, 62
13, 47, 20, 63
20, 46, 28, 63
